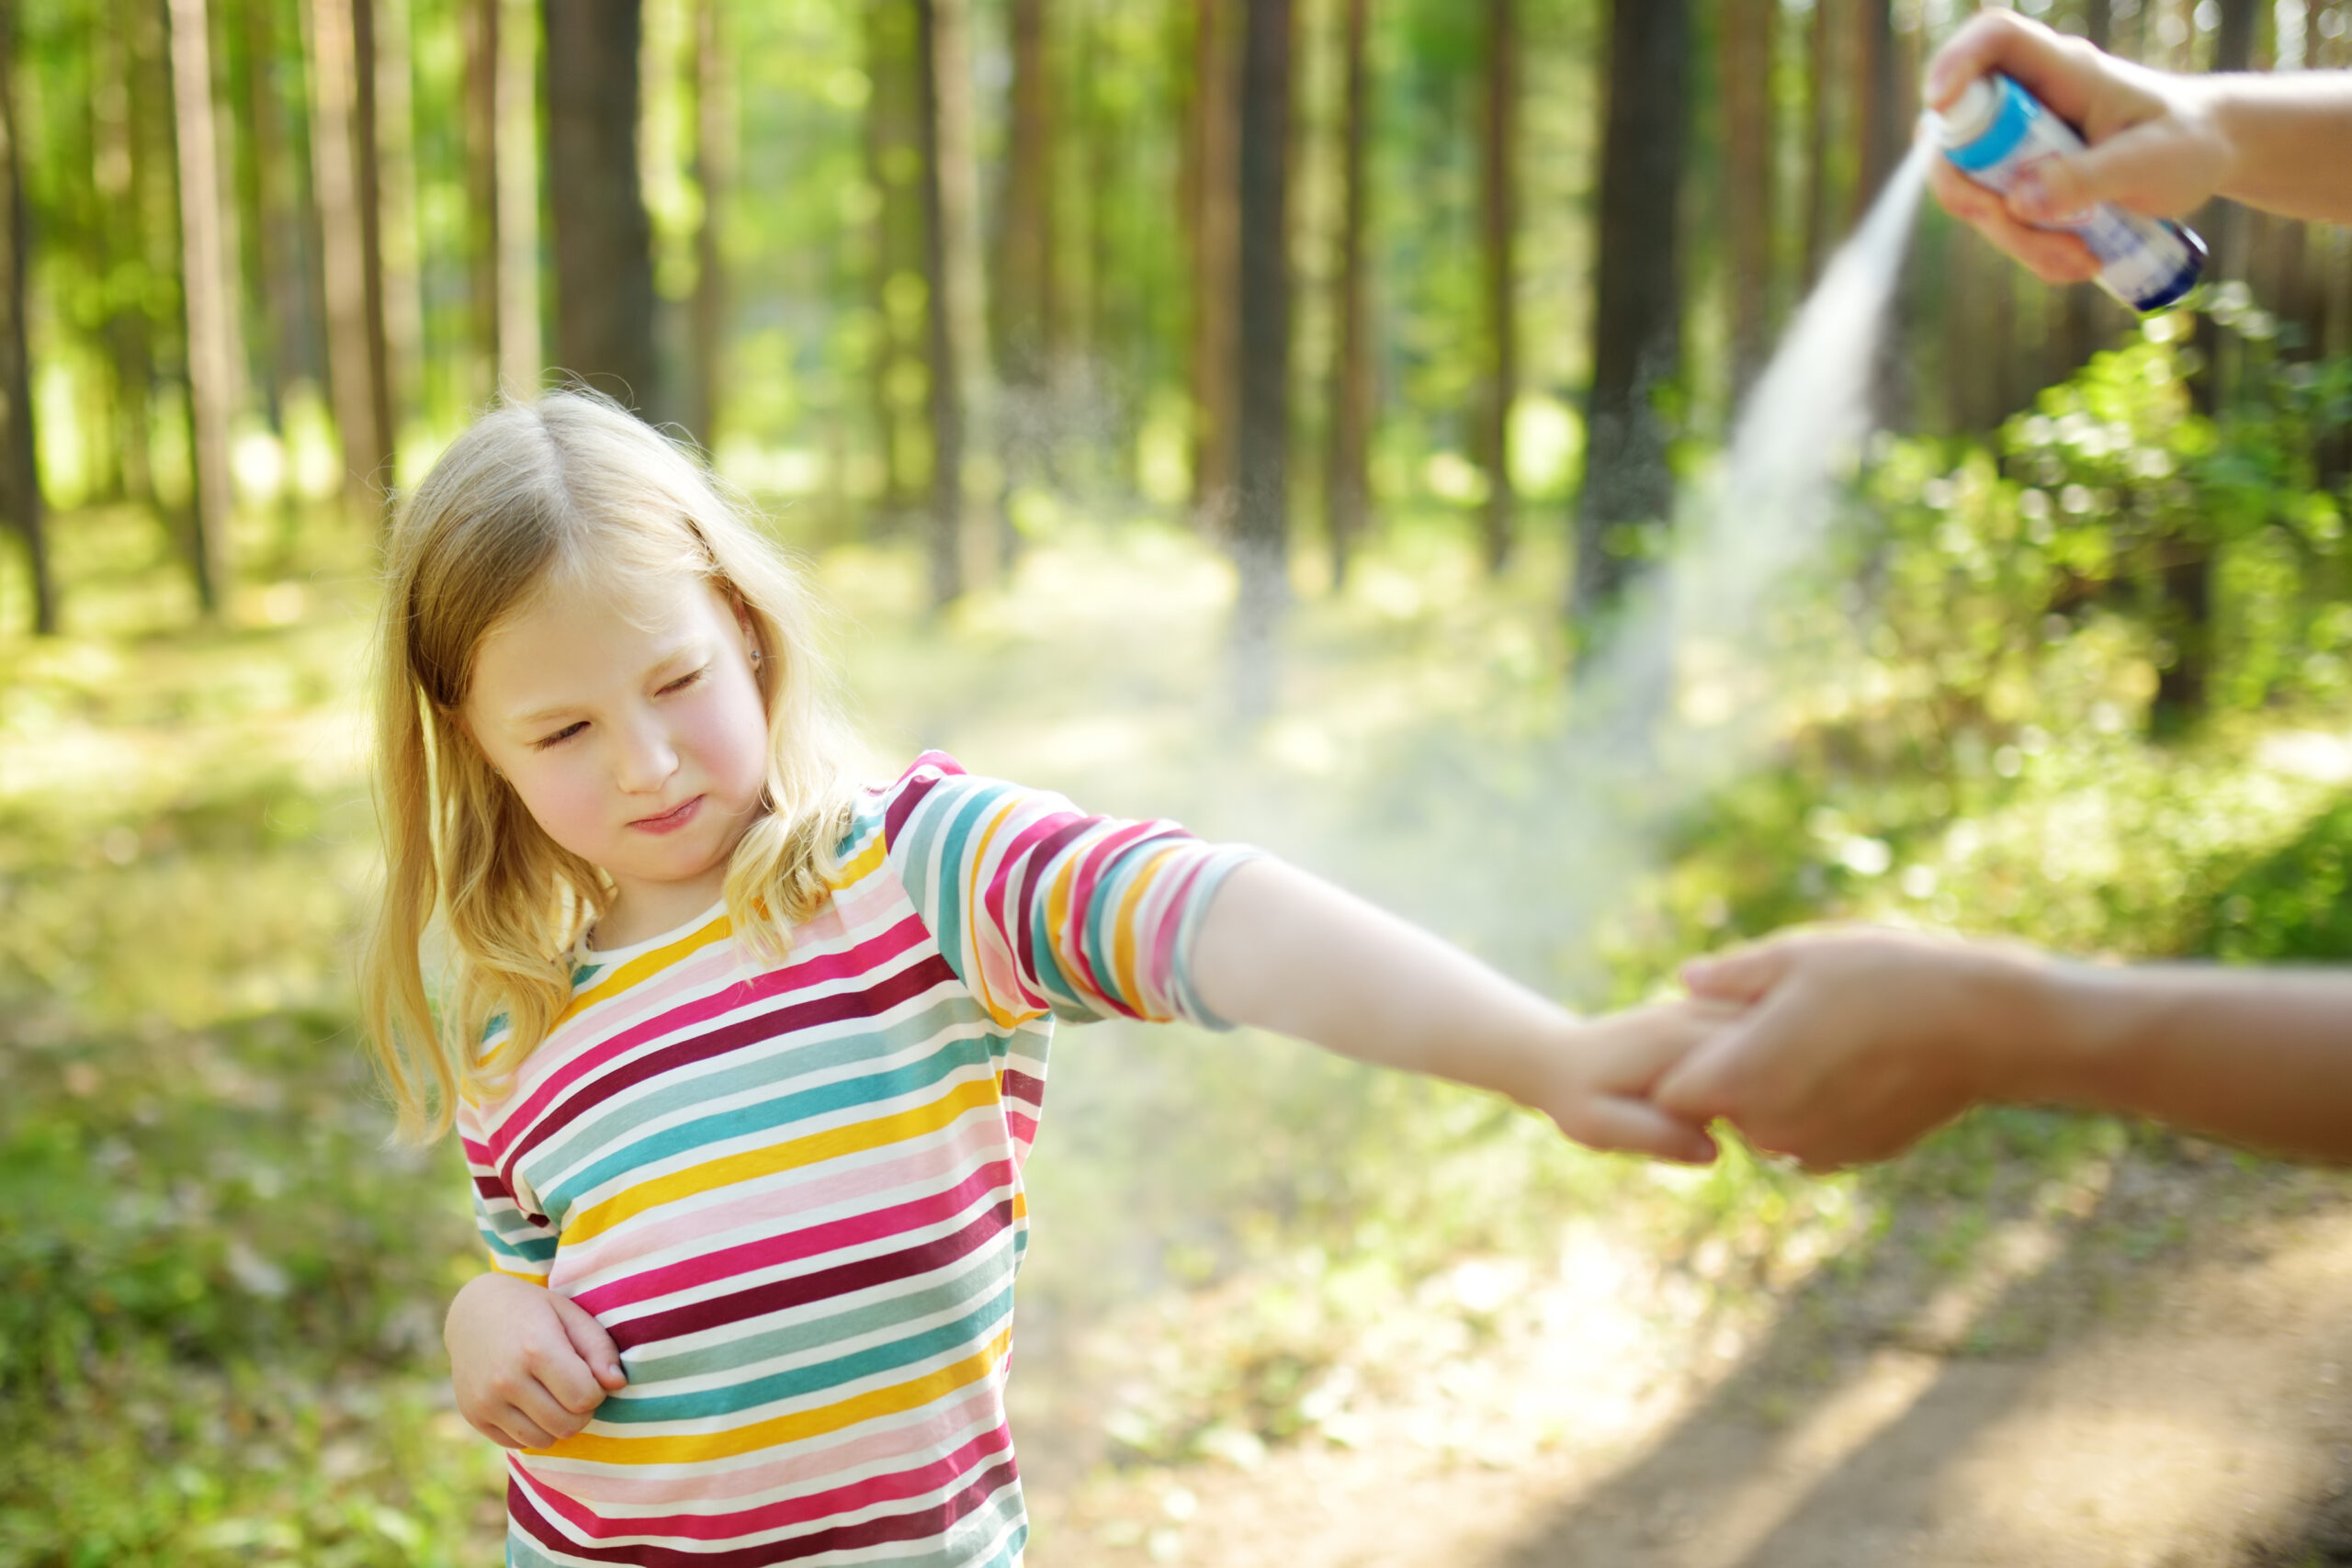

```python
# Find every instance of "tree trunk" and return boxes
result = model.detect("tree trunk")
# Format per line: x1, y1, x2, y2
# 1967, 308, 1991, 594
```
1572, 0, 1688, 623
1325, 0, 1372, 588
1850, 0, 1900, 222
1186, 0, 1239, 533
545, 0, 657, 411
687, 0, 729, 450
243, 0, 317, 432
915, 0, 966, 605
305, 0, 390, 517
1231, 0, 1294, 700
462, 0, 500, 402
2158, 0, 2260, 735
864, 0, 921, 516
0, 2, 53, 633
1477, 0, 1518, 573
2058, 0, 2130, 374
1802, 0, 1835, 287
352, 0, 397, 499
495, 0, 541, 396
996, 0, 1054, 421
1722, 0, 1776, 397
374, 0, 421, 435
167, 0, 235, 611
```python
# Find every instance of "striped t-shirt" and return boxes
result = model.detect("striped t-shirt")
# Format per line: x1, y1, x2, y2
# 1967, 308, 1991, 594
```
457, 754, 1257, 1566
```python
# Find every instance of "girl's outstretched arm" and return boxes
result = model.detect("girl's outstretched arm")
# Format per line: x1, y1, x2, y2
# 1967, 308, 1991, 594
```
1188, 858, 1724, 1163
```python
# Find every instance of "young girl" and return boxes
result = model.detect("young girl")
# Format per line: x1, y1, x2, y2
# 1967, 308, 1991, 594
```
363, 390, 1722, 1567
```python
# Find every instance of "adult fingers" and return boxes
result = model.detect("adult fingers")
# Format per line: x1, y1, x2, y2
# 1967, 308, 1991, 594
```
550, 1292, 628, 1392
1924, 9, 2101, 126
1928, 160, 2103, 283
2011, 121, 2219, 222
1564, 1095, 1720, 1166
1680, 939, 1795, 1004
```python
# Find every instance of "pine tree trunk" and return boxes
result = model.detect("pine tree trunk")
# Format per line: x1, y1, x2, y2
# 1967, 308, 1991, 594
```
1572, 0, 1688, 623
0, 3, 53, 633
1850, 0, 1900, 220
462, 0, 500, 402
1186, 0, 1239, 534
1477, 0, 1518, 573
914, 0, 966, 605
1722, 0, 1776, 397
306, 0, 387, 517
1231, 0, 1294, 696
1325, 0, 1372, 588
2059, 0, 2130, 374
494, 0, 541, 396
243, 0, 315, 432
97, 3, 153, 506
687, 0, 729, 451
864, 0, 920, 517
168, 0, 235, 610
374, 0, 420, 434
545, 0, 657, 411
352, 0, 397, 498
2158, 0, 2261, 734
1802, 0, 1835, 287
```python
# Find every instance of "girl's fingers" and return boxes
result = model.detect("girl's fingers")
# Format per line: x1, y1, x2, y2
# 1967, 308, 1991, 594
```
508, 1382, 585, 1446
1563, 1095, 1719, 1165
550, 1292, 628, 1392
492, 1408, 559, 1450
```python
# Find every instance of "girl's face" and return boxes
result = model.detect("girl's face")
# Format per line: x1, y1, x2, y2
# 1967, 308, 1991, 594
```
462, 569, 770, 946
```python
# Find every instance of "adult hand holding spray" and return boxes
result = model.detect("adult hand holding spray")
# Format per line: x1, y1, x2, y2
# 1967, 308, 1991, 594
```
1933, 72, 2206, 312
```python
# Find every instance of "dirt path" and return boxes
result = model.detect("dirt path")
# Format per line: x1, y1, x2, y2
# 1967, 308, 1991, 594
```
1023, 1143, 2352, 1568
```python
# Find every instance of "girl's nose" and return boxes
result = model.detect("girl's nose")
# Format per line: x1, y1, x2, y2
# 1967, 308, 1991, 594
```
614, 713, 680, 794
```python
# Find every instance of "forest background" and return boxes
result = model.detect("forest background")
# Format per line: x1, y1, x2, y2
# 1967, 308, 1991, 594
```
10, 0, 2352, 1562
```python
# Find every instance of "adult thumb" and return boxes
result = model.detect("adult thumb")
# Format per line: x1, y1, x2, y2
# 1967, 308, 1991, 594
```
550, 1292, 628, 1390
2008, 128, 2195, 224
1680, 940, 1792, 1004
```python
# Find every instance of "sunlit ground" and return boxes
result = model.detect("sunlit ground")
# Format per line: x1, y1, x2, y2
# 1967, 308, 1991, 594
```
5, 493, 2351, 1565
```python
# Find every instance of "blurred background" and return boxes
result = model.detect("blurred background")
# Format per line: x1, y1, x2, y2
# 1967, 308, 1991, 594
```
8, 0, 2352, 1562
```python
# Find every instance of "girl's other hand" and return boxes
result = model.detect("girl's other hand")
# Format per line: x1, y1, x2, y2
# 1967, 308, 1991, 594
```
1535, 998, 1736, 1166
445, 1270, 629, 1451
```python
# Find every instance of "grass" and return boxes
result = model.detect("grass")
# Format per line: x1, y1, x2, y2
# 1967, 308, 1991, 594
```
4, 488, 2350, 1563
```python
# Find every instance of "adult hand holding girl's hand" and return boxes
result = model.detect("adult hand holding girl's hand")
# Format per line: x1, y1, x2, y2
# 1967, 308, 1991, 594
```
1651, 929, 2043, 1170
446, 1270, 629, 1450
1530, 998, 1736, 1165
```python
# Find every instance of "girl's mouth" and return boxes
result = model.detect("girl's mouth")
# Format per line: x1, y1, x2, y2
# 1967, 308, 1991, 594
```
630, 795, 704, 835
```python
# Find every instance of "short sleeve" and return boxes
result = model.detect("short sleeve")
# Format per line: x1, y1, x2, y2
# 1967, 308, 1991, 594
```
457, 1093, 560, 1284
878, 752, 1261, 1031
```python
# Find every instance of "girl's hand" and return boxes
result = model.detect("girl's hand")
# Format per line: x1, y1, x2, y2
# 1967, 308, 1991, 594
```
445, 1270, 629, 1450
1533, 998, 1736, 1165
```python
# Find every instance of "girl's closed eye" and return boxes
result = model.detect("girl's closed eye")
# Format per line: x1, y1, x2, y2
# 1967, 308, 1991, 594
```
535, 720, 587, 750
660, 667, 707, 695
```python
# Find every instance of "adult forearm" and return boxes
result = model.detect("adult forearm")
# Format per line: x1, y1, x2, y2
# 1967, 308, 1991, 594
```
2209, 73, 2352, 224
2025, 963, 2352, 1162
1188, 857, 1555, 1106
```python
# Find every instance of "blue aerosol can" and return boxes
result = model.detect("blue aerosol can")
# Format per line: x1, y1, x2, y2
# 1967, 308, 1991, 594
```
1933, 73, 2206, 312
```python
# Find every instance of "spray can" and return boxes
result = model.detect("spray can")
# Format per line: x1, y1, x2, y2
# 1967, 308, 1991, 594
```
1933, 73, 2205, 312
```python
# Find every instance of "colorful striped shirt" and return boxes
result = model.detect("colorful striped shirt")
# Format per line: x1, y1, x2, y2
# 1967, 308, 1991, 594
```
456, 754, 1258, 1566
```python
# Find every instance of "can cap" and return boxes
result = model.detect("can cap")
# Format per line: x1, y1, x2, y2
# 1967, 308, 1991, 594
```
1934, 75, 2001, 148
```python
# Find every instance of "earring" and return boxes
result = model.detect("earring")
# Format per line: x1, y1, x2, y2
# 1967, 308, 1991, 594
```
750, 649, 763, 670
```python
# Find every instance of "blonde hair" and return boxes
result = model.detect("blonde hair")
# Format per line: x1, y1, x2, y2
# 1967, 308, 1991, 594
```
360, 389, 856, 1141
